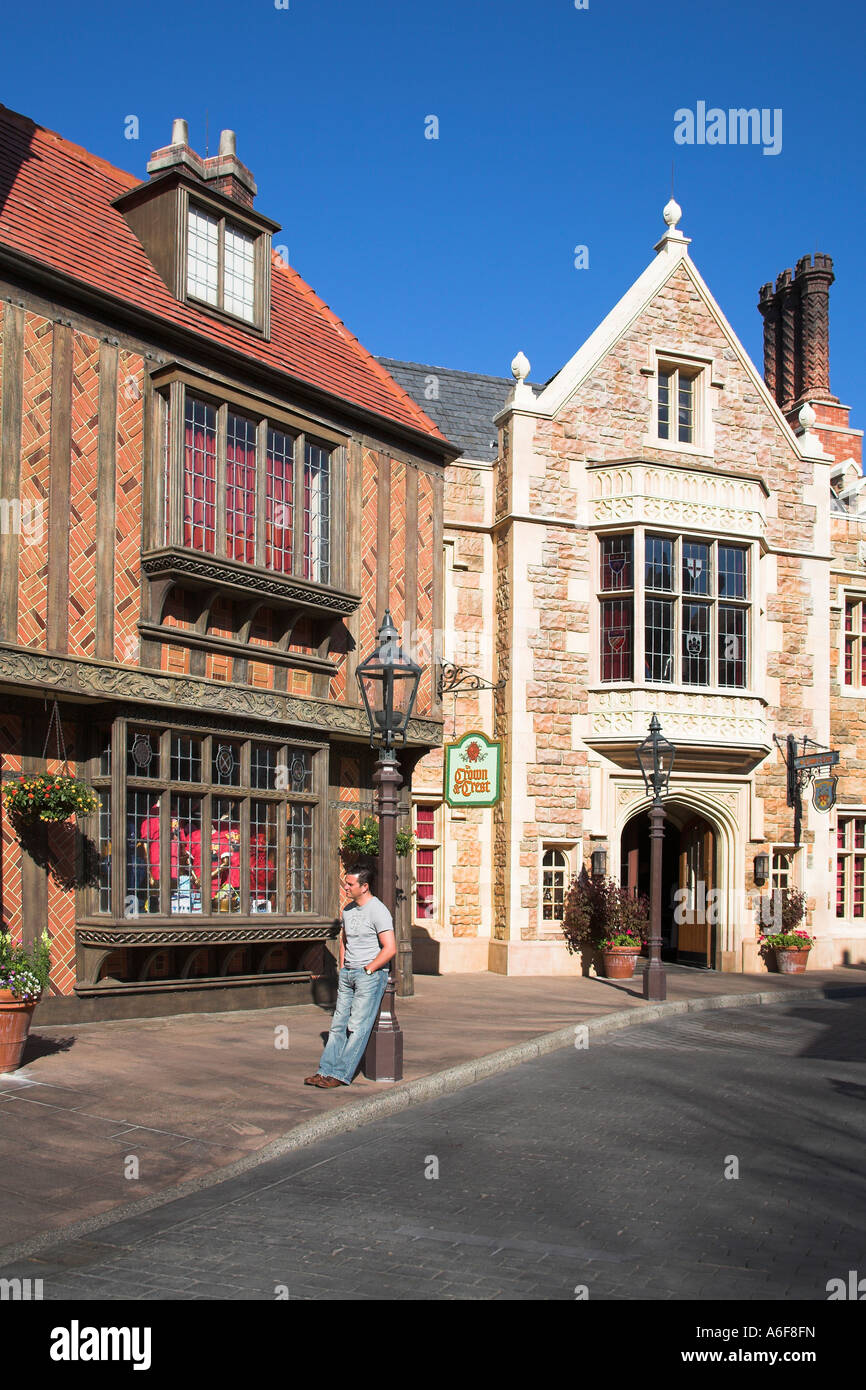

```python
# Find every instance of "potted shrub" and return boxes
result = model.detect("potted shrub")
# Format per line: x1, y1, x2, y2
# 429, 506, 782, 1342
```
759, 888, 813, 973
2, 773, 99, 825
339, 817, 415, 868
595, 879, 649, 979
0, 928, 51, 1073
562, 870, 649, 979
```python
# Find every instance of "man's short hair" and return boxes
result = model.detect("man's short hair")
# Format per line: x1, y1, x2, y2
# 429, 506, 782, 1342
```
348, 866, 374, 890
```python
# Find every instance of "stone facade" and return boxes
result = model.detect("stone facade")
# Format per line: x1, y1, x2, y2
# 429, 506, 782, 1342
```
405, 210, 863, 975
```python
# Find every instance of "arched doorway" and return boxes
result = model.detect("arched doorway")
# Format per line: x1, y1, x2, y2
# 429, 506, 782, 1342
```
620, 804, 717, 967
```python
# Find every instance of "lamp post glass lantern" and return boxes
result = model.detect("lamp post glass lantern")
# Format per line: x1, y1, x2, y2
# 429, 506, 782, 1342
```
356, 611, 422, 753
354, 611, 422, 1083
635, 714, 676, 1001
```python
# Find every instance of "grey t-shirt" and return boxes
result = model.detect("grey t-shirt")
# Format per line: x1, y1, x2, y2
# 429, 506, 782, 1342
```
342, 896, 394, 968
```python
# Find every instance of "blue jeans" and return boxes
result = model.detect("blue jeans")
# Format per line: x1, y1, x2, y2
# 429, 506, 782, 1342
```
317, 966, 389, 1084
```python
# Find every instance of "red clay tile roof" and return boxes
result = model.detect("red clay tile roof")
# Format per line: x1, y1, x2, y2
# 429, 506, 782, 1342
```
0, 105, 446, 445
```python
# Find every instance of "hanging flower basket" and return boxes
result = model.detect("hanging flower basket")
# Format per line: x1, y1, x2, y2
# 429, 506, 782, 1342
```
1, 773, 99, 824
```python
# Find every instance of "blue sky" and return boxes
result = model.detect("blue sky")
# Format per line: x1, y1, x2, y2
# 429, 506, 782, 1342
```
3, 0, 863, 410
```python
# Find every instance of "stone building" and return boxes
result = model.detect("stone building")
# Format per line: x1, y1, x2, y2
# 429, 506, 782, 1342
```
387, 203, 865, 974
0, 106, 454, 1019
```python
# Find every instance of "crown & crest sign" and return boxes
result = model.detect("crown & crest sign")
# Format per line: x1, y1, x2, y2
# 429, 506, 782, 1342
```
444, 731, 502, 808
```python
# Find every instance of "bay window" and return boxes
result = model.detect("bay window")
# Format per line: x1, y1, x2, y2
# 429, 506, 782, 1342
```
91, 723, 322, 920
163, 385, 337, 585
599, 531, 750, 687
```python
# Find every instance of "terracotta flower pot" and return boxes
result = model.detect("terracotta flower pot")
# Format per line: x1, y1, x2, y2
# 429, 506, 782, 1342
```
600, 945, 642, 980
0, 988, 38, 1074
774, 947, 811, 975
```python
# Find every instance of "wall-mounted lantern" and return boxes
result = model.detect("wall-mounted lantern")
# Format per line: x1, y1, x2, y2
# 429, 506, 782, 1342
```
591, 849, 607, 878
754, 853, 770, 887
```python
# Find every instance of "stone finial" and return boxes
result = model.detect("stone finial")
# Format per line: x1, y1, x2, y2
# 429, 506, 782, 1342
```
663, 197, 682, 230
171, 118, 189, 146
511, 351, 530, 382
797, 401, 831, 460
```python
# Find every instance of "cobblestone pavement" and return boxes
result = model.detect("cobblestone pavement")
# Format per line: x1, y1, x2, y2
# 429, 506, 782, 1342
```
4, 996, 865, 1301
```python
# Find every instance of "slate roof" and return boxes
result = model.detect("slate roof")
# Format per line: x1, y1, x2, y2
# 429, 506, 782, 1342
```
0, 105, 446, 446
377, 358, 541, 462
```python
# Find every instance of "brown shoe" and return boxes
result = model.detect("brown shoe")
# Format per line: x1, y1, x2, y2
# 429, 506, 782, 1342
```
304, 1073, 325, 1086
316, 1076, 348, 1088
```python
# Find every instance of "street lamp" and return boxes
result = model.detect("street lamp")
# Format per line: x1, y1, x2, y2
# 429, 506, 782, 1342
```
636, 714, 676, 1001
355, 610, 422, 1082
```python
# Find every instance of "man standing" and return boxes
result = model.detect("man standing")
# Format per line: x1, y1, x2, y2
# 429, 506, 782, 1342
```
305, 868, 395, 1088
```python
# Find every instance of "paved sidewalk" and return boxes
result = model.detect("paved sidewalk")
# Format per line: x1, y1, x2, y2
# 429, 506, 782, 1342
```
1, 964, 863, 1261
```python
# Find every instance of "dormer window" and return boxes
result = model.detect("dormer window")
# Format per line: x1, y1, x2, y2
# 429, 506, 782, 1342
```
187, 205, 256, 323
113, 121, 279, 338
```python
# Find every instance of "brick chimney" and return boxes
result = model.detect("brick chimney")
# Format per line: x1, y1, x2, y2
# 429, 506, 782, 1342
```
758, 253, 861, 467
145, 119, 257, 209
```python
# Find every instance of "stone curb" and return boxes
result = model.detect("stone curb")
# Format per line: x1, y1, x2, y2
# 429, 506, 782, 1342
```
2, 981, 864, 1268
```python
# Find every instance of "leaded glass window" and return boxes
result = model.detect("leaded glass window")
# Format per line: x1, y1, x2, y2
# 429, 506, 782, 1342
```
96, 725, 321, 920
599, 533, 750, 687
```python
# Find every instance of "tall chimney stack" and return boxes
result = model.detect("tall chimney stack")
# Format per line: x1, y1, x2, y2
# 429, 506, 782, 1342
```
757, 255, 837, 414
758, 252, 861, 467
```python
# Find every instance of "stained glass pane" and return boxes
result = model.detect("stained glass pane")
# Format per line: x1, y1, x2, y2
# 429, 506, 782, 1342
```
682, 603, 710, 685
600, 535, 633, 591
682, 541, 710, 596
601, 599, 633, 682
718, 606, 746, 688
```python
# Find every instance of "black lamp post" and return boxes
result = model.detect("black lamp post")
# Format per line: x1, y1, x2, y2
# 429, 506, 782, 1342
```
636, 714, 676, 1002
356, 610, 422, 1082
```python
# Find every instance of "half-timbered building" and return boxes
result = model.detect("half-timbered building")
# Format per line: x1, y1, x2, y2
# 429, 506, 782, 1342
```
0, 108, 452, 1019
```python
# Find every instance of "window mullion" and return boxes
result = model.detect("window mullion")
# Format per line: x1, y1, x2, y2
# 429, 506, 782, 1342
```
674, 537, 681, 685
711, 539, 718, 687
159, 733, 170, 917
215, 405, 227, 557
277, 744, 288, 912
256, 418, 267, 567
217, 217, 226, 311
634, 528, 644, 686
294, 433, 305, 577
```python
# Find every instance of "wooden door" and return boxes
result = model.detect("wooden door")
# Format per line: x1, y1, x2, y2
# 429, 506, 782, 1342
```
677, 817, 714, 966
